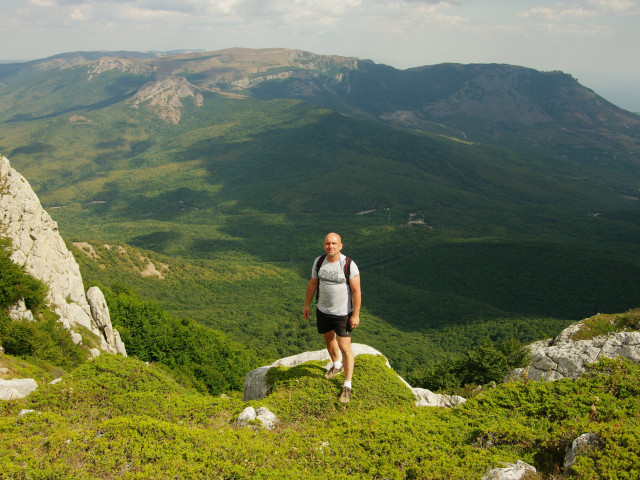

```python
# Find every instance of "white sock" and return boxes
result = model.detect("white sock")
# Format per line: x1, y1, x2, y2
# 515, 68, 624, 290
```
333, 361, 343, 370
343, 380, 352, 389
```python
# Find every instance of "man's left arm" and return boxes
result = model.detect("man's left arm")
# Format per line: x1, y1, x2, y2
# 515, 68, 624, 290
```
349, 274, 361, 329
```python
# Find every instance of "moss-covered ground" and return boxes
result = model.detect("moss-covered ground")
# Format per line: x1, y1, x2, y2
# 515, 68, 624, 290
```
2, 353, 639, 479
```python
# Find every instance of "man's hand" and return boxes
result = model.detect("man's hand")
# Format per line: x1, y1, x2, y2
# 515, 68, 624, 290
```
303, 278, 318, 320
349, 314, 360, 330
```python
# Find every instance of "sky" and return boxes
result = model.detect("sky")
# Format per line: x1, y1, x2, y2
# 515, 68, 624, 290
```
1, 0, 638, 112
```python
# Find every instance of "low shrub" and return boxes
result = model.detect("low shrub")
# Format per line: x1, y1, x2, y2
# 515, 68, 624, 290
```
3, 353, 640, 478
0, 237, 48, 312
1, 315, 86, 371
407, 337, 530, 393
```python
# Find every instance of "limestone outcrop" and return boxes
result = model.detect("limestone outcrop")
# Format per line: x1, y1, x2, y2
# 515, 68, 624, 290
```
242, 343, 466, 407
86, 286, 126, 356
0, 155, 126, 356
508, 320, 640, 382
0, 378, 38, 401
482, 460, 536, 480
413, 388, 466, 408
129, 77, 203, 124
237, 406, 279, 430
564, 433, 599, 471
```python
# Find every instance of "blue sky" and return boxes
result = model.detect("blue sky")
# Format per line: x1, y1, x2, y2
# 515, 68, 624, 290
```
1, 0, 638, 111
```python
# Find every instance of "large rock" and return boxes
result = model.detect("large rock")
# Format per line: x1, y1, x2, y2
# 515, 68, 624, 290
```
509, 320, 640, 381
564, 433, 599, 470
0, 378, 38, 400
0, 155, 126, 356
482, 460, 536, 480
413, 388, 466, 408
86, 286, 126, 356
8, 298, 33, 322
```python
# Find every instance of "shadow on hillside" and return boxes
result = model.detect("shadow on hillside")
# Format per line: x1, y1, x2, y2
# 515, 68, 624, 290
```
129, 230, 182, 254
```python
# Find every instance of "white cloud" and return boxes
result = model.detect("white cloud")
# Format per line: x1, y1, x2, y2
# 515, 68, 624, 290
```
516, 0, 639, 39
27, 0, 58, 6
519, 0, 638, 21
587, 0, 637, 12
540, 21, 614, 35
69, 4, 90, 20
518, 4, 598, 21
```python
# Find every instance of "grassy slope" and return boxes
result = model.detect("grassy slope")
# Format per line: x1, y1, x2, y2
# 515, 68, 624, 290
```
1, 351, 639, 479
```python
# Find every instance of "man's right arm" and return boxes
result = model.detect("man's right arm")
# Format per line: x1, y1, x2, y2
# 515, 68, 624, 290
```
303, 278, 318, 319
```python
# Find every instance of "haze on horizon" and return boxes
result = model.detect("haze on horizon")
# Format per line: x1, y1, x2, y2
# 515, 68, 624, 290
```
1, 0, 639, 112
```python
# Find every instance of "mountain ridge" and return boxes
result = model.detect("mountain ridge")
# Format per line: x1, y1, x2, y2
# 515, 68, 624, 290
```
2, 48, 637, 126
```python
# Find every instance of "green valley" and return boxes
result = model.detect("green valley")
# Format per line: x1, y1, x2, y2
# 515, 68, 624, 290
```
1, 49, 640, 378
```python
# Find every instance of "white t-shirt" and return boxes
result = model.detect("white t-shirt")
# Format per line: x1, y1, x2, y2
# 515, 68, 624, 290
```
312, 254, 360, 316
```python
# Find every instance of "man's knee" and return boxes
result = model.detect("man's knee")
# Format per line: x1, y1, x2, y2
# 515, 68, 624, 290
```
337, 337, 352, 354
323, 331, 336, 343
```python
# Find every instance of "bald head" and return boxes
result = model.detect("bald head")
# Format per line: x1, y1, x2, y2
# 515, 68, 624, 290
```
323, 232, 343, 260
325, 232, 342, 244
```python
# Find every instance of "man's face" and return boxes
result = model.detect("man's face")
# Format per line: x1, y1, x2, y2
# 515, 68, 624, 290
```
324, 234, 342, 259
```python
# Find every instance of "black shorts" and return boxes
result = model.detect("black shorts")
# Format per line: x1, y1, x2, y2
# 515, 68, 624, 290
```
316, 309, 353, 338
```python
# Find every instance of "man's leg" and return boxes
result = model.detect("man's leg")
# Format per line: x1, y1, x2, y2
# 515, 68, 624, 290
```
337, 335, 353, 403
323, 331, 341, 363
336, 335, 354, 382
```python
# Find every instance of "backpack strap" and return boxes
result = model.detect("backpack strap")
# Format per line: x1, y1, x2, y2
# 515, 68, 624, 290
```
315, 254, 327, 302
344, 257, 351, 281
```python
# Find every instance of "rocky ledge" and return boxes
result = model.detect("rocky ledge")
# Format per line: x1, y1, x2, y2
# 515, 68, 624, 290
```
509, 320, 640, 382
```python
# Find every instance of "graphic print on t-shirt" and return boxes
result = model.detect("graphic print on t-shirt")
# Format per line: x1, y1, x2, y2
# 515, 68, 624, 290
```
318, 266, 345, 285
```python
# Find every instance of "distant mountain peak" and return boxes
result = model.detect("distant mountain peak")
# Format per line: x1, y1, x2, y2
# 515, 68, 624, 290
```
129, 76, 203, 124
88, 56, 153, 79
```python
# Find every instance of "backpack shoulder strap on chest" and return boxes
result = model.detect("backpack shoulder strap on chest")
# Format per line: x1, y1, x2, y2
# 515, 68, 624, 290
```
315, 254, 327, 276
315, 254, 327, 301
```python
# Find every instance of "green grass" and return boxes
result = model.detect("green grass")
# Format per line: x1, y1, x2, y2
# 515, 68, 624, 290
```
569, 309, 640, 341
2, 352, 640, 479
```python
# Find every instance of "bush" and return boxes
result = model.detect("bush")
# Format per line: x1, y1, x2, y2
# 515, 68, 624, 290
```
408, 337, 530, 392
0, 237, 48, 311
1, 315, 86, 370
103, 283, 258, 395
0, 238, 84, 370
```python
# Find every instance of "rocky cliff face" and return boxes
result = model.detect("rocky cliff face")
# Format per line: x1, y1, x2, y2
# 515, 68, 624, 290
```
129, 76, 204, 124
0, 155, 126, 356
509, 319, 640, 382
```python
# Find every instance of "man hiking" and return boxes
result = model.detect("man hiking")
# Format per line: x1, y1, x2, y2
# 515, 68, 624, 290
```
303, 232, 361, 403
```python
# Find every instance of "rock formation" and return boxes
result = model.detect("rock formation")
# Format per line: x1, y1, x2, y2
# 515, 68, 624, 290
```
508, 320, 640, 382
237, 406, 279, 430
129, 77, 203, 124
482, 460, 536, 480
0, 378, 38, 401
243, 343, 466, 408
0, 155, 126, 356
564, 433, 599, 471
413, 388, 466, 408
